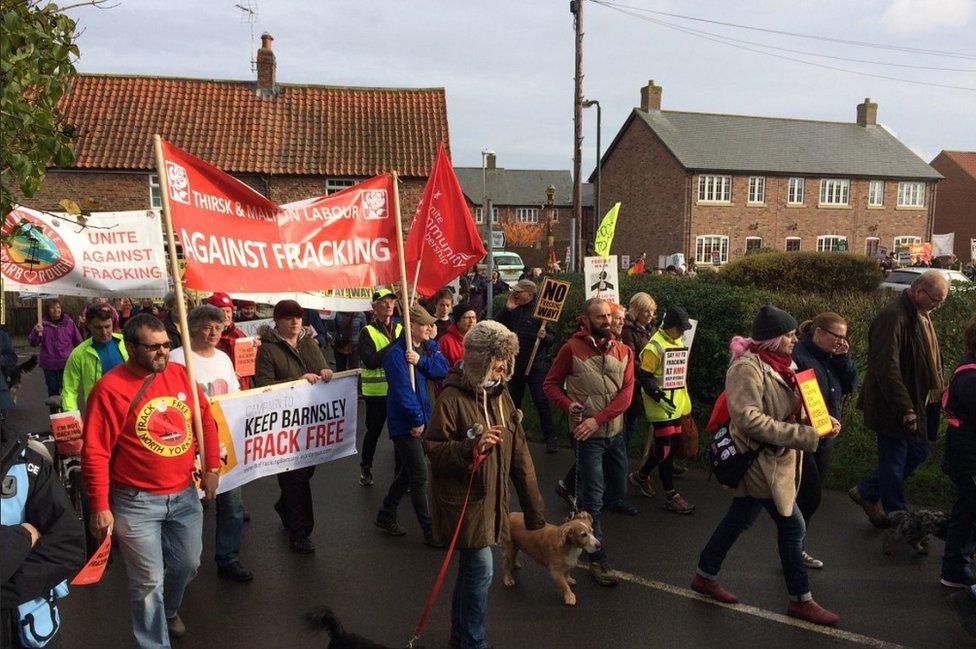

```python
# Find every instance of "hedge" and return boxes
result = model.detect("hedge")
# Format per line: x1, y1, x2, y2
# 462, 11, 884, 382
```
716, 251, 882, 295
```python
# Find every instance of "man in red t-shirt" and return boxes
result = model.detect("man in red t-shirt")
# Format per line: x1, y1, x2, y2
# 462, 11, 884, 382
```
82, 313, 220, 648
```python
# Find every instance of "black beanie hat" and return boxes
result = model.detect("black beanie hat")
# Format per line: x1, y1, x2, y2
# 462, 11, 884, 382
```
451, 302, 475, 323
751, 305, 797, 341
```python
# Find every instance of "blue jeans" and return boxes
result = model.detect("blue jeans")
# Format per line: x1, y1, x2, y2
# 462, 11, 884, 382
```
450, 547, 493, 649
857, 433, 930, 514
577, 434, 628, 563
110, 484, 203, 649
215, 487, 244, 567
943, 473, 976, 583
698, 497, 811, 600
43, 368, 63, 398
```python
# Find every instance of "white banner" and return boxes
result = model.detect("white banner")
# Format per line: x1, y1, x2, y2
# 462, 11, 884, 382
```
932, 233, 954, 258
210, 373, 358, 494
681, 318, 699, 351
229, 286, 379, 312
584, 255, 620, 304
234, 318, 273, 337
2, 206, 168, 297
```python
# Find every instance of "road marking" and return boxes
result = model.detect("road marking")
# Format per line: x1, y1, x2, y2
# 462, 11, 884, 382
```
592, 566, 914, 649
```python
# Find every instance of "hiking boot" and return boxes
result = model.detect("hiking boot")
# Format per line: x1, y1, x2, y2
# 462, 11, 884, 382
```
664, 491, 695, 514
359, 466, 374, 487
628, 471, 655, 498
217, 560, 254, 583
606, 500, 638, 516
948, 589, 976, 638
787, 599, 839, 626
545, 437, 559, 454
848, 487, 889, 528
166, 614, 186, 639
289, 535, 315, 554
423, 530, 446, 548
691, 574, 738, 604
802, 551, 824, 570
590, 561, 619, 587
374, 518, 407, 537
555, 480, 577, 509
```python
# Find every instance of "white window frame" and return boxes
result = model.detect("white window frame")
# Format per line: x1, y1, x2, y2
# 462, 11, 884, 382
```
515, 207, 539, 224
474, 206, 499, 225
785, 237, 802, 252
745, 236, 763, 252
325, 178, 360, 195
695, 234, 729, 264
817, 235, 848, 252
865, 237, 881, 257
697, 175, 732, 203
868, 180, 884, 207
893, 235, 921, 250
747, 176, 765, 204
149, 173, 162, 209
897, 182, 925, 207
787, 177, 804, 205
818, 179, 850, 206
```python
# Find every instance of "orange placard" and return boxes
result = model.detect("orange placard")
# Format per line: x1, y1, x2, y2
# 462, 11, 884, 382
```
233, 337, 256, 377
49, 410, 82, 442
71, 534, 111, 585
796, 369, 833, 436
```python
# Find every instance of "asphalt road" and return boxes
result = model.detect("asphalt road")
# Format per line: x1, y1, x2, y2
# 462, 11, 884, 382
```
4, 355, 969, 648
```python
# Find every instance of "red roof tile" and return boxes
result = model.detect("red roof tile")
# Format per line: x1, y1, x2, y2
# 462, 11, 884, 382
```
938, 150, 976, 180
58, 74, 450, 177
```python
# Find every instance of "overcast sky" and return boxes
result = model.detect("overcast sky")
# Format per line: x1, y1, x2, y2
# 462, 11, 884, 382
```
69, 0, 975, 176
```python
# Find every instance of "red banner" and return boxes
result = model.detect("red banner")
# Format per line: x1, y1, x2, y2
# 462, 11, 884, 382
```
404, 143, 485, 298
159, 139, 401, 292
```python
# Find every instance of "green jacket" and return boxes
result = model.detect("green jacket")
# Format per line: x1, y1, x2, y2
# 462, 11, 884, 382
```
61, 334, 128, 412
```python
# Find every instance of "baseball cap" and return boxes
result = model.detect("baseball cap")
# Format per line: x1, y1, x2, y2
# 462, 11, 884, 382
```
408, 304, 436, 326
662, 306, 692, 331
372, 288, 397, 303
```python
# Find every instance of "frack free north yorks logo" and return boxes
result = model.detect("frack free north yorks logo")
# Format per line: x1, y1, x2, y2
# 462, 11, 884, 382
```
135, 396, 194, 457
1, 210, 75, 285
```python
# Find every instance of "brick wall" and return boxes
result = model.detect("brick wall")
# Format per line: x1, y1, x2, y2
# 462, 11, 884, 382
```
930, 153, 976, 261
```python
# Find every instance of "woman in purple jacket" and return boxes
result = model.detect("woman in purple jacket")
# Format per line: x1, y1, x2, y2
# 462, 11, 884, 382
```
27, 299, 83, 397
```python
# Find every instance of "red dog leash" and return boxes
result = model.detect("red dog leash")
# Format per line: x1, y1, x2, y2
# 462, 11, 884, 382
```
407, 448, 488, 648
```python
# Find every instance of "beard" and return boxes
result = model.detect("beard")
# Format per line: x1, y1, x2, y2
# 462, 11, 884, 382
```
589, 322, 612, 339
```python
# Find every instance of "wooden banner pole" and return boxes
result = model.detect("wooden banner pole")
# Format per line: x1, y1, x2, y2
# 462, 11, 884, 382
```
391, 172, 416, 391
523, 322, 546, 376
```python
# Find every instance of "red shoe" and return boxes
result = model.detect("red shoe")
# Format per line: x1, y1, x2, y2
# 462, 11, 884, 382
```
787, 599, 839, 626
691, 574, 738, 604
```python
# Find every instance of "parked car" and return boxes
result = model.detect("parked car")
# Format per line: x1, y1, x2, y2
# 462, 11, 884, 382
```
477, 250, 524, 284
881, 267, 972, 292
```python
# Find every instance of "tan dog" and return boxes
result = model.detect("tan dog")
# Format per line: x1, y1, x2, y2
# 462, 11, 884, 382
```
501, 511, 601, 606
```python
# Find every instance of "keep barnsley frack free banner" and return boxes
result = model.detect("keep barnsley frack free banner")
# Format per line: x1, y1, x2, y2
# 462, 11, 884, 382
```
159, 139, 401, 293
1, 207, 168, 297
208, 373, 358, 494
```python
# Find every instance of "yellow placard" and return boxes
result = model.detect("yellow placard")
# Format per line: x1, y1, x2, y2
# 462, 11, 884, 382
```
532, 277, 572, 322
796, 369, 833, 436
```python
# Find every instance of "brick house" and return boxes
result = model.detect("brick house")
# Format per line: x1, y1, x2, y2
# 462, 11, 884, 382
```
596, 81, 942, 268
454, 155, 592, 267
21, 34, 449, 229
930, 151, 976, 262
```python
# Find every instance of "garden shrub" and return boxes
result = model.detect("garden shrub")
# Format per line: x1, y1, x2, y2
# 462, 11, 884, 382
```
718, 251, 882, 295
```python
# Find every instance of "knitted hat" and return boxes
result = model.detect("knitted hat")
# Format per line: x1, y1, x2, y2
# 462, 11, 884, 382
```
273, 299, 303, 319
451, 302, 475, 323
514, 279, 537, 294
460, 320, 520, 391
751, 305, 797, 341
205, 292, 233, 308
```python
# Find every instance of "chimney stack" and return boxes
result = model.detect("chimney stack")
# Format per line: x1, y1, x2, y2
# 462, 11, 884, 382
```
856, 97, 877, 126
640, 80, 662, 112
486, 153, 496, 170
256, 33, 277, 95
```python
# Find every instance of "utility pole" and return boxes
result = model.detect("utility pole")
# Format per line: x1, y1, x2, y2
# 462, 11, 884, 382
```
571, 0, 583, 271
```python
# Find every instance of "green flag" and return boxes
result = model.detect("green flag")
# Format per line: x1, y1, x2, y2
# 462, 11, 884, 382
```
593, 202, 621, 258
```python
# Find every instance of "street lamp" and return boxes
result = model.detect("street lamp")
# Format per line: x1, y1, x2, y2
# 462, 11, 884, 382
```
481, 149, 495, 317
582, 98, 601, 250
545, 184, 556, 272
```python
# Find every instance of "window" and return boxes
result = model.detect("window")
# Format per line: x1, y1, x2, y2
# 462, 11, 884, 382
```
747, 176, 765, 204
474, 207, 499, 225
552, 209, 559, 223
695, 235, 729, 264
785, 237, 802, 252
325, 178, 359, 195
787, 178, 804, 205
868, 180, 884, 206
819, 179, 850, 206
897, 182, 925, 207
745, 236, 763, 253
149, 173, 161, 209
515, 208, 539, 223
817, 235, 848, 252
697, 175, 732, 203
865, 237, 881, 257
893, 235, 921, 250
886, 270, 918, 286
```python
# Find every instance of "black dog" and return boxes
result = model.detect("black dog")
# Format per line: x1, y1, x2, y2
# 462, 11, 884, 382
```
306, 607, 401, 649
883, 509, 949, 556
3, 354, 38, 404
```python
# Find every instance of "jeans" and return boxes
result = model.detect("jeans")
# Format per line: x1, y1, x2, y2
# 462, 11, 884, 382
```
378, 436, 432, 533
508, 368, 555, 442
110, 484, 203, 649
796, 439, 833, 527
857, 433, 930, 514
943, 473, 976, 582
276, 466, 315, 539
450, 547, 493, 649
698, 497, 810, 600
43, 368, 63, 398
215, 487, 244, 567
577, 434, 628, 563
562, 436, 630, 508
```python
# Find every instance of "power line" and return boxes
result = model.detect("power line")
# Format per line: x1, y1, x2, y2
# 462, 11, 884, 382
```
594, 0, 976, 61
592, 1, 976, 92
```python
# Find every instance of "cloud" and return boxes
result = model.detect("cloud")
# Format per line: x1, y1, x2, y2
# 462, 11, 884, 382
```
880, 0, 974, 36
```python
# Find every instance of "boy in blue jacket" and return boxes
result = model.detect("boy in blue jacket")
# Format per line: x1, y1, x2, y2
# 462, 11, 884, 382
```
375, 304, 450, 547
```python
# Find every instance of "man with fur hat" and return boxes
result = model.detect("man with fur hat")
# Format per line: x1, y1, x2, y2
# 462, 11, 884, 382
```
543, 297, 634, 586
495, 279, 558, 453
425, 320, 546, 649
